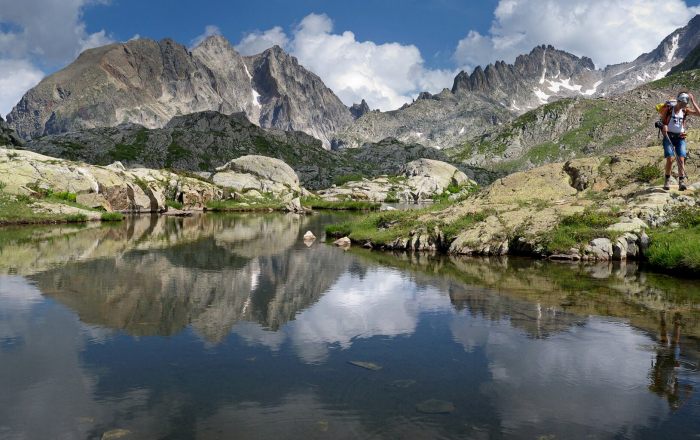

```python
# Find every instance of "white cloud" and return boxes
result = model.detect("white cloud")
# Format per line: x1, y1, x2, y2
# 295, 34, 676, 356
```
0, 0, 114, 117
455, 0, 700, 68
189, 25, 222, 49
234, 26, 290, 56
0, 0, 114, 63
236, 14, 462, 111
0, 59, 45, 118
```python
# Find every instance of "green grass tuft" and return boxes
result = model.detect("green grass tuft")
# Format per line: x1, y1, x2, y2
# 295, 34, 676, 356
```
166, 200, 184, 210
101, 212, 124, 221
647, 227, 700, 273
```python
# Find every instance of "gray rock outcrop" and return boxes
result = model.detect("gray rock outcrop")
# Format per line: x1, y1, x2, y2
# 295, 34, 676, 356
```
7, 37, 352, 149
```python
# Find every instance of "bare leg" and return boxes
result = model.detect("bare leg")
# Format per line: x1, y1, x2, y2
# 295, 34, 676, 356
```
678, 156, 686, 179
666, 156, 674, 176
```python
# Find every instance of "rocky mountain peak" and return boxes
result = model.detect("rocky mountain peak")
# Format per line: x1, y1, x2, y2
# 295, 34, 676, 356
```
349, 99, 371, 119
6, 36, 351, 149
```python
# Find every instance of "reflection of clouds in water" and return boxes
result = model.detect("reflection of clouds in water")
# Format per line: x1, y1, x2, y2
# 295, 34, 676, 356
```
231, 322, 286, 352
451, 313, 668, 435
0, 276, 188, 439
232, 268, 452, 364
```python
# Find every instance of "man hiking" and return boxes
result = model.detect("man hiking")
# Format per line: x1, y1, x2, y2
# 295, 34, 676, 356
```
661, 91, 700, 191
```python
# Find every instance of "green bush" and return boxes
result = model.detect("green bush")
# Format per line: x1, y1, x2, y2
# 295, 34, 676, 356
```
101, 212, 124, 221
635, 163, 661, 183
166, 200, 184, 210
665, 205, 700, 228
54, 191, 77, 203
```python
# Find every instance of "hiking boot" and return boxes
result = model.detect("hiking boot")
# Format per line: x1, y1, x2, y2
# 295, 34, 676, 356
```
679, 176, 687, 191
663, 176, 671, 190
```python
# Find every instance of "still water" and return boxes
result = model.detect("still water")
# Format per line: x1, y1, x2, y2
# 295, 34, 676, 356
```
1, 212, 700, 439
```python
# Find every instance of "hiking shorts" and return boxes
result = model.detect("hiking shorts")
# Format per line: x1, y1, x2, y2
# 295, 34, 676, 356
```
663, 135, 687, 158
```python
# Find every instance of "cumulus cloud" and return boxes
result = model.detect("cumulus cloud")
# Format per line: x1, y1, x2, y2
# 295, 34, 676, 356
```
234, 26, 290, 55
0, 0, 115, 117
189, 25, 222, 49
0, 0, 114, 63
454, 0, 700, 68
0, 59, 44, 118
235, 14, 463, 111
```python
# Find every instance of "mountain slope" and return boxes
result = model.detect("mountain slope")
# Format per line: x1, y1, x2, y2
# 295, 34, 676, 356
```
446, 68, 700, 172
26, 111, 489, 189
6, 36, 353, 149
335, 15, 700, 151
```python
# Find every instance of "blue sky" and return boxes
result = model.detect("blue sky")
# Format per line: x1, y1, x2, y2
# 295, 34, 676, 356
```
81, 0, 498, 72
1, 0, 700, 116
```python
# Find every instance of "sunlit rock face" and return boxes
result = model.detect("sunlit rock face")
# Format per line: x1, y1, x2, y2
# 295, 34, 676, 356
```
7, 37, 352, 149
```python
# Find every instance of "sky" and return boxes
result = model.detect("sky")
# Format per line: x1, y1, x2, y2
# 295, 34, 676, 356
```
1, 0, 700, 117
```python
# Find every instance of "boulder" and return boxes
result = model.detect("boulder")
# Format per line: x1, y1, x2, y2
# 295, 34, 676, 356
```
76, 193, 113, 212
607, 217, 649, 233
613, 233, 639, 260
400, 158, 470, 187
585, 238, 613, 260
284, 197, 305, 213
217, 155, 300, 188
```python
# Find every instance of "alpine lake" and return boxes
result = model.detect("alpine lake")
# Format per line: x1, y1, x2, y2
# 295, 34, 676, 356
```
2, 211, 700, 440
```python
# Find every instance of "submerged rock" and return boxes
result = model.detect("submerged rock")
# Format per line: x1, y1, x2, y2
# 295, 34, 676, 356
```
347, 361, 382, 371
333, 237, 351, 247
415, 399, 455, 414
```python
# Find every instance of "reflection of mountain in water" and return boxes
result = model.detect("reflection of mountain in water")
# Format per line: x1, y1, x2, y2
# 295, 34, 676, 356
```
349, 250, 700, 340
30, 213, 358, 341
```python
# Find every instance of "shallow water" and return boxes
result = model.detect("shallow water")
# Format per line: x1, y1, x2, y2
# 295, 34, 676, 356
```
1, 212, 700, 439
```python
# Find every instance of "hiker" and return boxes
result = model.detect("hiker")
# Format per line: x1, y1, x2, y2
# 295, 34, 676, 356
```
661, 91, 700, 191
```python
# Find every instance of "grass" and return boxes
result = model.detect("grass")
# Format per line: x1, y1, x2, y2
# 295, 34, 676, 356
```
0, 192, 91, 225
324, 204, 492, 246
333, 174, 364, 186
647, 227, 700, 273
166, 200, 184, 210
539, 210, 620, 253
301, 197, 380, 210
205, 200, 284, 212
665, 205, 700, 228
100, 212, 124, 221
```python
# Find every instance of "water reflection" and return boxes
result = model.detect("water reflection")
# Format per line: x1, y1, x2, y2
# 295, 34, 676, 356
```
1, 213, 700, 439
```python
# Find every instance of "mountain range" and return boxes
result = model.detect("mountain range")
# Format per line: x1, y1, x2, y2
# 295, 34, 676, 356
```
6, 15, 700, 175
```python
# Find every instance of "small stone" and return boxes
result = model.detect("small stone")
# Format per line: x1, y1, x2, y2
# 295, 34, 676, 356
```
415, 399, 455, 414
102, 429, 132, 440
333, 237, 351, 247
303, 231, 316, 241
385, 206, 398, 211
348, 361, 381, 371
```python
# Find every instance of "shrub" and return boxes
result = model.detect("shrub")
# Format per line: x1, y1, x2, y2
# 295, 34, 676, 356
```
635, 163, 661, 183
54, 191, 77, 203
665, 205, 700, 228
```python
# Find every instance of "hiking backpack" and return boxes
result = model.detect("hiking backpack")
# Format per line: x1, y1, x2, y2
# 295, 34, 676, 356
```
655, 98, 687, 136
